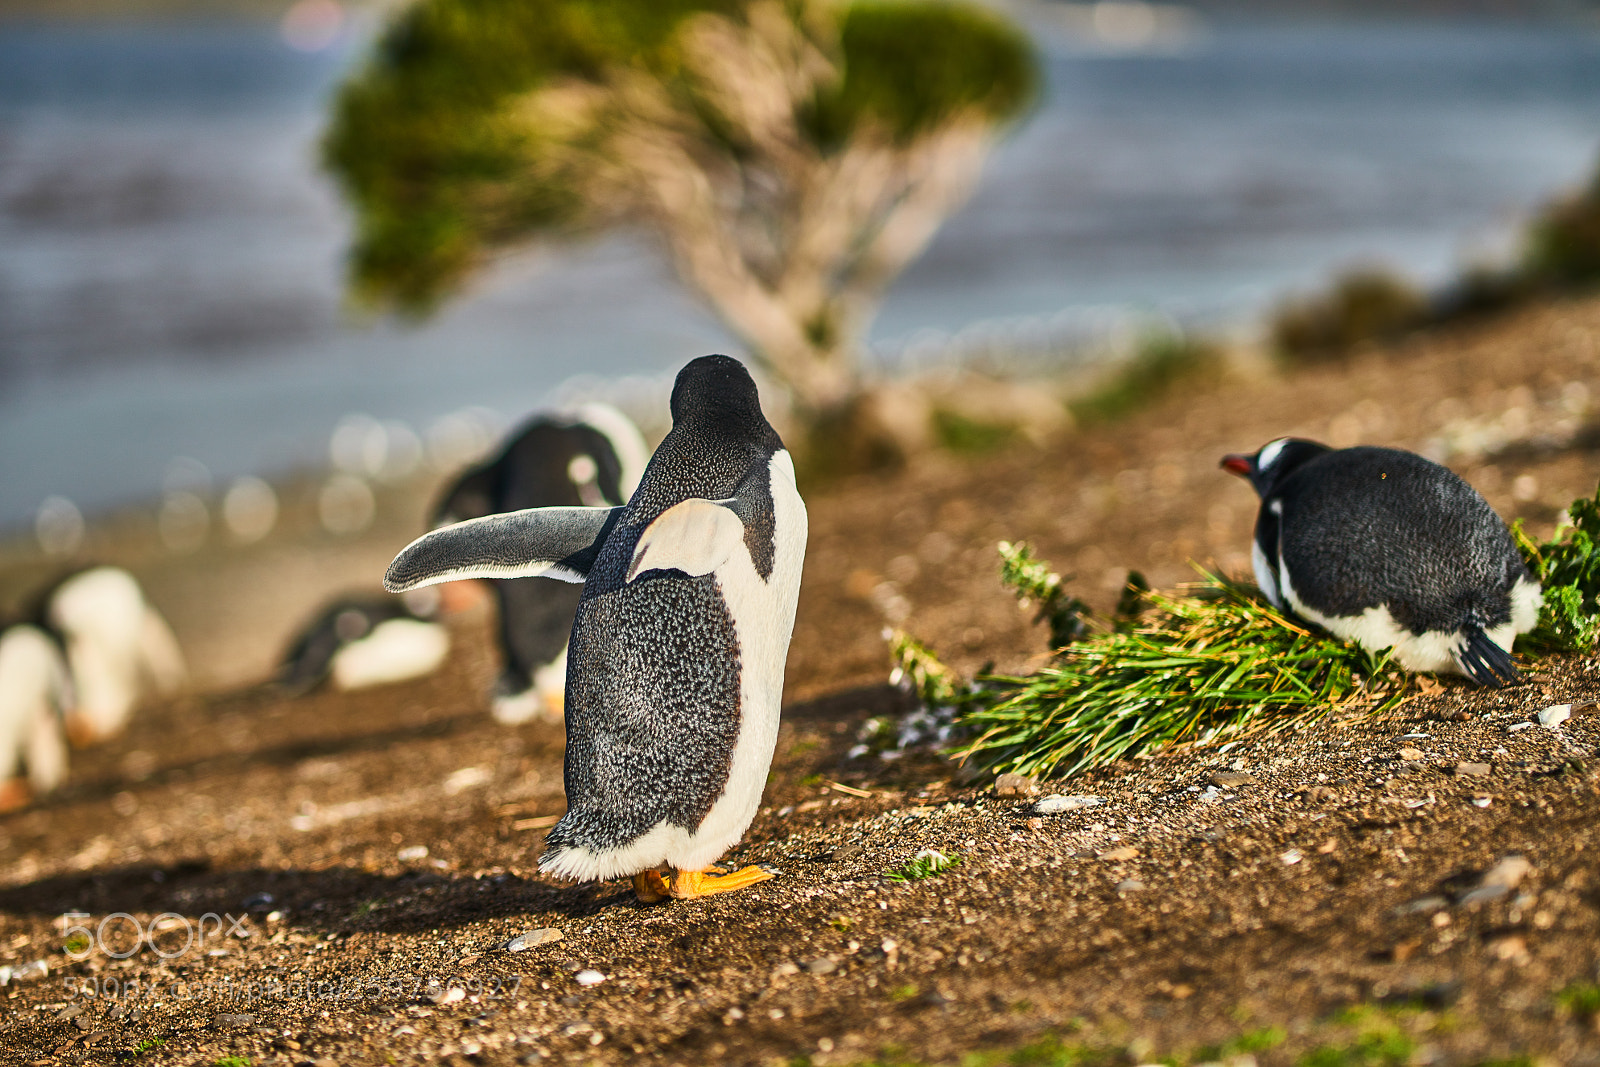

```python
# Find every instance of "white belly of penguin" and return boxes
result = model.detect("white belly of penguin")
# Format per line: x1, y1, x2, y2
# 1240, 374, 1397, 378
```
1280, 559, 1542, 677
549, 452, 808, 880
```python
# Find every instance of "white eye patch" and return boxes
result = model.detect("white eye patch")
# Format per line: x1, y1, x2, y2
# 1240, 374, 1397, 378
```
1256, 437, 1289, 471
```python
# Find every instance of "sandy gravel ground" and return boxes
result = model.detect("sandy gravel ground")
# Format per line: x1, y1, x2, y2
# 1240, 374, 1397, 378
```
1, 294, 1600, 1066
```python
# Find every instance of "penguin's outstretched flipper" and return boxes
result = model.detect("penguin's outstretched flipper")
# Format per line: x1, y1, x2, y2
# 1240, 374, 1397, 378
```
385, 506, 623, 592
1457, 622, 1520, 688
631, 864, 777, 903
626, 498, 743, 582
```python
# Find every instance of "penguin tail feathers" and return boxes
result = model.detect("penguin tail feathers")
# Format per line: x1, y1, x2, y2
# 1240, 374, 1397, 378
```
1456, 620, 1519, 688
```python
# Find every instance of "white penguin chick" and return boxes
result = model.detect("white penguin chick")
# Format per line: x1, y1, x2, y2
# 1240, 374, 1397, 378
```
47, 567, 186, 744
0, 625, 72, 811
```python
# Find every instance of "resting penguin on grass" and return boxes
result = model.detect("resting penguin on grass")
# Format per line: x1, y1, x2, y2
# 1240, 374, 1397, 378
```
432, 404, 648, 724
1222, 438, 1541, 686
385, 355, 806, 901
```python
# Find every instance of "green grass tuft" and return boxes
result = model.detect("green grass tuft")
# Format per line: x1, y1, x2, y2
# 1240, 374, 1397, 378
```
943, 548, 1405, 779
884, 849, 961, 882
1515, 480, 1600, 652
214, 1058, 252, 1067
1555, 981, 1600, 1018
933, 409, 1020, 455
134, 1038, 166, 1055
1069, 330, 1218, 425
1296, 1028, 1414, 1067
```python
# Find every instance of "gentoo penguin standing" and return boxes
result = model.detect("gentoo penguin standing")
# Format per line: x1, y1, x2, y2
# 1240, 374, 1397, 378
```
385, 356, 806, 901
43, 567, 186, 744
0, 624, 72, 812
276, 587, 449, 696
433, 404, 648, 724
1222, 438, 1542, 685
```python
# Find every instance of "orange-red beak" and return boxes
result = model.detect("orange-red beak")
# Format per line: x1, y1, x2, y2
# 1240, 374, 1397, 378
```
1220, 454, 1253, 478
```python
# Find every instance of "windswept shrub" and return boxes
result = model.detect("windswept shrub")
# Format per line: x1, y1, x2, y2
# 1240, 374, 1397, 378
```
1525, 160, 1600, 289
1271, 267, 1429, 362
1069, 329, 1220, 424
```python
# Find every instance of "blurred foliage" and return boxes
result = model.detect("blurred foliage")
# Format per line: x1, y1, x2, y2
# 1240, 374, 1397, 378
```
1069, 329, 1220, 424
1273, 151, 1600, 363
1271, 268, 1429, 362
1513, 480, 1600, 653
931, 409, 1017, 454
1525, 161, 1600, 288
997, 540, 1090, 649
887, 628, 975, 712
324, 0, 1036, 314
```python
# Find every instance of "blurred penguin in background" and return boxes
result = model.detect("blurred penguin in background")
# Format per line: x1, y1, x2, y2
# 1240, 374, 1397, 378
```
42, 567, 186, 745
432, 403, 647, 724
276, 587, 449, 696
0, 624, 72, 812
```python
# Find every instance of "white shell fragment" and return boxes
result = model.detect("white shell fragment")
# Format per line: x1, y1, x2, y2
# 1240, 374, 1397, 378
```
1537, 704, 1572, 729
574, 969, 606, 987
1033, 794, 1105, 814
502, 928, 564, 952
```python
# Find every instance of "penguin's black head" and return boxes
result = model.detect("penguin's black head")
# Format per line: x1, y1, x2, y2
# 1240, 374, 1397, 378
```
669, 355, 781, 449
1221, 437, 1330, 498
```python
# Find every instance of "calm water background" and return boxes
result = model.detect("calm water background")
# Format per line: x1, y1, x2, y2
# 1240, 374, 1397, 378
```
3, 17, 1600, 529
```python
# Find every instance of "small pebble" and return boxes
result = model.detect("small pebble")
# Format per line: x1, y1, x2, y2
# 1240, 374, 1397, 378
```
1115, 879, 1145, 893
1209, 771, 1258, 788
994, 773, 1041, 798
212, 1014, 257, 1029
1455, 762, 1491, 777
397, 845, 429, 862
1280, 849, 1302, 865
1459, 854, 1531, 905
1394, 895, 1449, 916
1033, 794, 1104, 814
1100, 846, 1139, 862
1480, 854, 1532, 889
1488, 934, 1530, 963
1508, 722, 1535, 732
574, 970, 606, 987
503, 928, 564, 952
804, 957, 838, 975
430, 986, 466, 1005
1398, 747, 1425, 762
